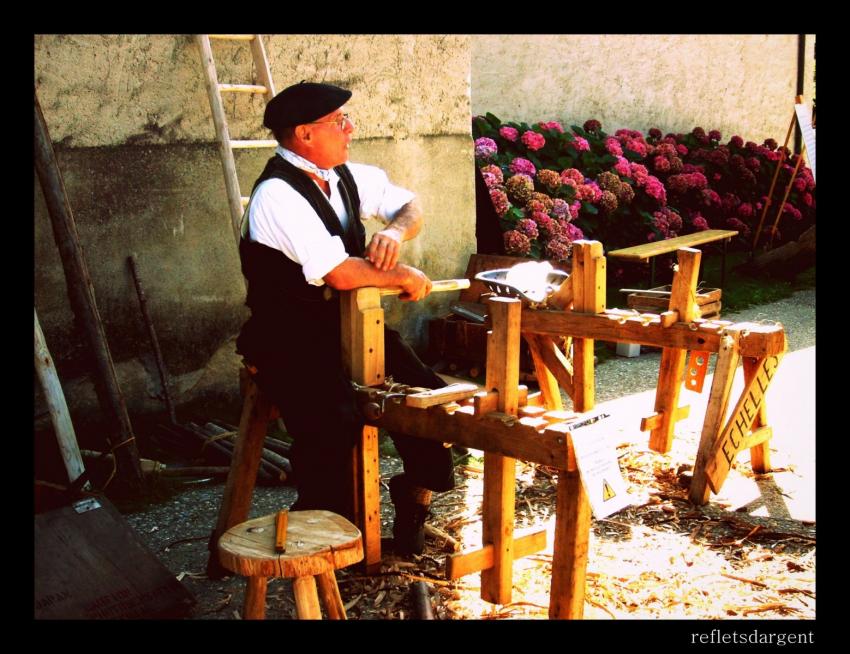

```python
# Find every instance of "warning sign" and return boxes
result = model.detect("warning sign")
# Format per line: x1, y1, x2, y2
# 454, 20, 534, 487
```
568, 416, 634, 518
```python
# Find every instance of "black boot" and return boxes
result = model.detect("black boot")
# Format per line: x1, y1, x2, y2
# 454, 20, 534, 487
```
389, 475, 431, 556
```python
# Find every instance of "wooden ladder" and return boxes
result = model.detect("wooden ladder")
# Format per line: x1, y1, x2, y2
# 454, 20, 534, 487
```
196, 34, 277, 245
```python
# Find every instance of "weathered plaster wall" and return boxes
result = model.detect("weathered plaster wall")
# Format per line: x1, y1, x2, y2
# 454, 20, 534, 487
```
34, 34, 474, 426
472, 35, 816, 144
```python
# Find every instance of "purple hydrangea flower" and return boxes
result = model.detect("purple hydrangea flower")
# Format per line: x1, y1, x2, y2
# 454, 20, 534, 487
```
474, 137, 498, 159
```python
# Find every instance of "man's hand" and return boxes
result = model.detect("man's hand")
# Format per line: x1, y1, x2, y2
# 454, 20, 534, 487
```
399, 265, 432, 302
366, 227, 404, 272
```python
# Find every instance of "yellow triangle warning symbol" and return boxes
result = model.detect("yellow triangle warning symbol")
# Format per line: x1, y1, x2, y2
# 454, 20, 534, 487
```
602, 479, 616, 502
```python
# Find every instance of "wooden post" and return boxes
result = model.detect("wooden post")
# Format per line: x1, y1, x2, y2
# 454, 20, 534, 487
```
549, 464, 591, 619
743, 357, 771, 473
480, 297, 521, 605
523, 334, 564, 411
648, 248, 701, 453
206, 369, 273, 577
34, 91, 144, 490
340, 288, 383, 573
571, 241, 605, 412
34, 308, 87, 487
689, 333, 740, 505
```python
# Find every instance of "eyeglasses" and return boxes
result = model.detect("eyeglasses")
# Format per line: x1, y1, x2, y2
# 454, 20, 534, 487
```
306, 113, 352, 130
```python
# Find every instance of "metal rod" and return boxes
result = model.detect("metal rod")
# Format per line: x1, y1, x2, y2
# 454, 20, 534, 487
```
127, 254, 177, 424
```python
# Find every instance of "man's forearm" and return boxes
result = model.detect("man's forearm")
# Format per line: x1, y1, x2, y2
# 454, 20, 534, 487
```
324, 257, 412, 291
386, 199, 423, 241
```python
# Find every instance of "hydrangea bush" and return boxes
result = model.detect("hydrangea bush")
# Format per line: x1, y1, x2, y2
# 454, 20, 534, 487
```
473, 114, 816, 262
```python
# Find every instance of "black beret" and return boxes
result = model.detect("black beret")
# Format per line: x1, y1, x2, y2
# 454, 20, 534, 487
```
263, 81, 352, 131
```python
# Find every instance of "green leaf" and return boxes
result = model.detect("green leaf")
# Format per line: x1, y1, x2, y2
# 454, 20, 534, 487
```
485, 113, 502, 128
583, 203, 599, 215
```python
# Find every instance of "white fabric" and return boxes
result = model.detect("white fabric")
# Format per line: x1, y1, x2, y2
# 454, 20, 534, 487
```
278, 147, 333, 182
243, 148, 415, 286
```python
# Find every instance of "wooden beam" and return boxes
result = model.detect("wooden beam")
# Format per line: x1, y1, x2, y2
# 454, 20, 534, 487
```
481, 297, 521, 605
446, 529, 547, 580
704, 352, 784, 494
405, 383, 479, 408
340, 288, 384, 573
523, 333, 573, 400
689, 333, 741, 505
363, 395, 573, 469
34, 308, 86, 486
640, 405, 690, 432
742, 357, 772, 473
571, 241, 604, 412
520, 312, 785, 358
35, 92, 144, 489
549, 469, 591, 619
649, 248, 702, 453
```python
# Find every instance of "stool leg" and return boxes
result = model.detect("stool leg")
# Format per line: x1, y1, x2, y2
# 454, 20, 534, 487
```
293, 576, 322, 619
243, 576, 267, 620
316, 571, 347, 620
206, 374, 273, 578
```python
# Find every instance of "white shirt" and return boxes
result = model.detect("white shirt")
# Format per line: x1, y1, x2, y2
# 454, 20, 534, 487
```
243, 147, 415, 286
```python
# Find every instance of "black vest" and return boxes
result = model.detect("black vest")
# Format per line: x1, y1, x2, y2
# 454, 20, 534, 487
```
236, 156, 366, 362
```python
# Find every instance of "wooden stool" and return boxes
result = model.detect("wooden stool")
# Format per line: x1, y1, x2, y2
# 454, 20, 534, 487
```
218, 510, 363, 620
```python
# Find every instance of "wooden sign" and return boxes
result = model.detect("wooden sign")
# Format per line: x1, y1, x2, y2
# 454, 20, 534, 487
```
704, 353, 783, 493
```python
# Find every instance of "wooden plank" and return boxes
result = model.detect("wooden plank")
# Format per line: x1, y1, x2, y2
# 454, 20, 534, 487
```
743, 357, 771, 473
340, 287, 384, 386
365, 393, 573, 468
607, 230, 739, 262
481, 297, 521, 605
704, 353, 784, 493
524, 333, 573, 401
689, 333, 741, 504
521, 311, 785, 358
34, 308, 86, 485
35, 497, 195, 619
405, 383, 479, 408
640, 405, 690, 432
549, 469, 591, 619
446, 529, 547, 580
571, 241, 604, 413
358, 425, 382, 574
647, 248, 701, 453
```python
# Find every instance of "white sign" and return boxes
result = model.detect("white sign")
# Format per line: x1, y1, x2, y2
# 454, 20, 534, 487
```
568, 416, 634, 518
794, 102, 816, 182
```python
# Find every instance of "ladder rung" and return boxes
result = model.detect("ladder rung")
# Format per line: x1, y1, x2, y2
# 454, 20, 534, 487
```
230, 139, 279, 149
208, 34, 256, 41
219, 84, 268, 94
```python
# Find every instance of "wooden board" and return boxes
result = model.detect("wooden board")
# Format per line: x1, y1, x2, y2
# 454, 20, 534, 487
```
35, 496, 195, 619
607, 230, 738, 262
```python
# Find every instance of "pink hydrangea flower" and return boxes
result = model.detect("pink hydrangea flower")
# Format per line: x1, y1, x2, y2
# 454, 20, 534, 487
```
474, 137, 498, 159
605, 138, 623, 157
521, 130, 546, 151
644, 176, 667, 205
676, 144, 689, 156
545, 238, 571, 261
499, 126, 519, 141
509, 158, 537, 177
480, 164, 503, 184
563, 222, 584, 241
538, 121, 564, 133
691, 214, 710, 231
517, 218, 539, 239
489, 189, 510, 217
560, 168, 585, 185
570, 201, 581, 220
504, 230, 531, 256
570, 135, 590, 152
729, 135, 744, 149
613, 156, 632, 177
551, 199, 570, 219
630, 163, 649, 186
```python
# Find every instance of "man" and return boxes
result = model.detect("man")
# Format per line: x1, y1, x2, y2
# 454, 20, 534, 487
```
236, 81, 455, 555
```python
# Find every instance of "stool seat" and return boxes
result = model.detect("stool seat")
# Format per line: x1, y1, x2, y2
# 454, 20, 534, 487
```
218, 510, 363, 619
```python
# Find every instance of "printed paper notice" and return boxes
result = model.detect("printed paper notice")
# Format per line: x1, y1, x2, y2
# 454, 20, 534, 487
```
569, 422, 634, 518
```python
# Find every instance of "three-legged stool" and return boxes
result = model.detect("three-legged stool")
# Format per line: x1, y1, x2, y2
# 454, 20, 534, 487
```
218, 509, 363, 619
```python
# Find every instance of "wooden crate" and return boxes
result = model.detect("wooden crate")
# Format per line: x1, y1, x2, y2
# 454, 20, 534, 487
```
627, 285, 722, 319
